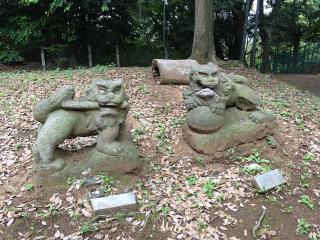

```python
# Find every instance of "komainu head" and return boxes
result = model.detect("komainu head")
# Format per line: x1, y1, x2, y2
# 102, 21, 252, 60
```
85, 79, 129, 109
189, 62, 221, 89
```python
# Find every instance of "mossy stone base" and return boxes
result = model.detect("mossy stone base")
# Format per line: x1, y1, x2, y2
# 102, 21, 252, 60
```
184, 107, 277, 156
33, 140, 140, 188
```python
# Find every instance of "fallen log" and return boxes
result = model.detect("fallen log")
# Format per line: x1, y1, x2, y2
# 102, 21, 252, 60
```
152, 59, 199, 85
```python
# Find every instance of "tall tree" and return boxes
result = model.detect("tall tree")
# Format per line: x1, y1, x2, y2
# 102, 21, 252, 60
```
240, 0, 251, 63
163, 0, 168, 59
190, 0, 215, 63
214, 0, 254, 60
258, 0, 271, 73
229, 0, 254, 60
250, 0, 261, 68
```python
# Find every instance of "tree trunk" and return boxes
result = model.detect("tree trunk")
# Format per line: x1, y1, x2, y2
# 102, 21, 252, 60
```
230, 2, 244, 60
250, 0, 261, 68
258, 0, 271, 73
88, 43, 93, 68
260, 33, 271, 73
163, 1, 168, 59
40, 47, 46, 70
115, 40, 120, 67
229, 0, 254, 60
292, 38, 300, 71
214, 37, 224, 60
240, 0, 251, 63
190, 0, 215, 64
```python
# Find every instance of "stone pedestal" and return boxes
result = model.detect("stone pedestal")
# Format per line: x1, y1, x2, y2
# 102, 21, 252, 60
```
33, 138, 140, 187
184, 108, 277, 156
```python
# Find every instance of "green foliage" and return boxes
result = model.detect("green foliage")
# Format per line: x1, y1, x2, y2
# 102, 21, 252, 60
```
265, 136, 273, 146
240, 164, 271, 175
38, 204, 58, 218
0, 0, 318, 67
267, 0, 320, 73
114, 210, 127, 222
299, 195, 315, 209
186, 175, 197, 186
25, 183, 34, 191
170, 116, 185, 128
226, 146, 237, 155
303, 153, 315, 162
0, 14, 42, 63
20, 0, 40, 6
15, 143, 23, 150
241, 150, 270, 164
197, 222, 208, 231
132, 126, 147, 140
202, 180, 217, 198
195, 156, 204, 166
98, 174, 113, 192
160, 206, 171, 216
0, 47, 24, 64
282, 205, 294, 213
154, 119, 169, 152
300, 173, 311, 188
66, 176, 77, 186
296, 218, 312, 235
79, 222, 98, 235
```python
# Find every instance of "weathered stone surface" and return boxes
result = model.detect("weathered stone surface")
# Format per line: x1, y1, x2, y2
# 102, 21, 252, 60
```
32, 79, 140, 187
227, 83, 261, 110
33, 135, 140, 187
152, 59, 199, 84
91, 192, 137, 215
196, 88, 216, 98
87, 187, 105, 199
254, 169, 287, 192
83, 176, 102, 187
184, 108, 277, 155
187, 106, 224, 133
183, 62, 277, 155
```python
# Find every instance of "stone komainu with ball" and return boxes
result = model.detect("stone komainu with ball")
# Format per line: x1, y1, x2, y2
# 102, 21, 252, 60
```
183, 63, 277, 155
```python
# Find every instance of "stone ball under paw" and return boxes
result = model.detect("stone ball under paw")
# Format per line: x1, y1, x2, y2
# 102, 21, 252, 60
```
187, 106, 224, 133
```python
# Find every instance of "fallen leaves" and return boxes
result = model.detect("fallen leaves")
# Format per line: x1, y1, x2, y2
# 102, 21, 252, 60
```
0, 66, 319, 239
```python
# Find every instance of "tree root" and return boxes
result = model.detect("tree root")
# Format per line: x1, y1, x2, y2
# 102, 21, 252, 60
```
252, 206, 267, 240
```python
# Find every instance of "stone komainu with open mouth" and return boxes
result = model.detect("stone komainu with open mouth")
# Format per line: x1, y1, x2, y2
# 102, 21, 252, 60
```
33, 79, 139, 186
183, 63, 277, 156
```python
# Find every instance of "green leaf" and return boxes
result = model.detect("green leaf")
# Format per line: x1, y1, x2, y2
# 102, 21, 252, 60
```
102, 1, 109, 12
20, 0, 39, 6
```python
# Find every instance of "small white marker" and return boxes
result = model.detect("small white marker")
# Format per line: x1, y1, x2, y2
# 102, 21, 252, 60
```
90, 192, 137, 215
254, 169, 287, 192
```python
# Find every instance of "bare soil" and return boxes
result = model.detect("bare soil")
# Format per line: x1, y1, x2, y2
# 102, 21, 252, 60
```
0, 66, 319, 239
275, 74, 320, 97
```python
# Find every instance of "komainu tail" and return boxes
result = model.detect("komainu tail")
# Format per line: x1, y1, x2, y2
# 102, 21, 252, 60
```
33, 85, 75, 123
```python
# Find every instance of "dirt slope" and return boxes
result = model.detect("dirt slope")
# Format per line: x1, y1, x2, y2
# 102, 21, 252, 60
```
0, 66, 319, 239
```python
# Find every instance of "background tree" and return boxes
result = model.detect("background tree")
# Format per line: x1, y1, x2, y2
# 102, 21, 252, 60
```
0, 0, 318, 72
250, 0, 261, 68
214, 0, 254, 60
258, 0, 271, 73
190, 0, 215, 63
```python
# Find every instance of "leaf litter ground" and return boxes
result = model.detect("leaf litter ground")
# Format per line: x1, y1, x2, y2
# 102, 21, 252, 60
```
0, 65, 319, 240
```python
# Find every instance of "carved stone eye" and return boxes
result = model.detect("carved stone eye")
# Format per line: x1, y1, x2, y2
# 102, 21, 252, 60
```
98, 88, 106, 94
200, 72, 208, 76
